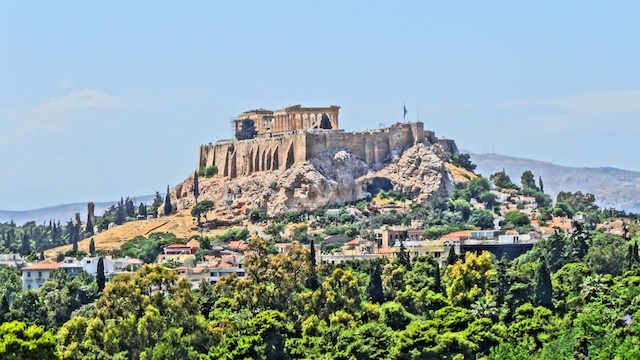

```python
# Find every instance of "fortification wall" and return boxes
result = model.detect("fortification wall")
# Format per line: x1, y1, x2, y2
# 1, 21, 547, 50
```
199, 122, 441, 179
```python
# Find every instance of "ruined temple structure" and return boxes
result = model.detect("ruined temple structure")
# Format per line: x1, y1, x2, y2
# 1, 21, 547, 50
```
234, 104, 340, 137
200, 108, 459, 179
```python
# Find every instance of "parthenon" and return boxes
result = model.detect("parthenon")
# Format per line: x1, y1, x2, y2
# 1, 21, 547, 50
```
234, 104, 340, 137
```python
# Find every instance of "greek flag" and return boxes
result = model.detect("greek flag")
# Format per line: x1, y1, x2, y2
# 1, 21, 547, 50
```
403, 105, 408, 119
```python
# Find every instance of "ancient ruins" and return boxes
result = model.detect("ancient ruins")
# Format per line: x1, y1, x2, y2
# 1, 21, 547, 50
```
199, 105, 458, 179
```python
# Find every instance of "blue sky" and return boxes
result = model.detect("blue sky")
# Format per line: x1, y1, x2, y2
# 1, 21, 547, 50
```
1, 2, 639, 210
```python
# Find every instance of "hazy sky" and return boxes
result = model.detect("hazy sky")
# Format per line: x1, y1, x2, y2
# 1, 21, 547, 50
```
1, 2, 639, 210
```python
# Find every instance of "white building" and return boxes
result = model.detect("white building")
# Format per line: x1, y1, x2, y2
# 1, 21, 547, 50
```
21, 259, 59, 290
0, 253, 25, 268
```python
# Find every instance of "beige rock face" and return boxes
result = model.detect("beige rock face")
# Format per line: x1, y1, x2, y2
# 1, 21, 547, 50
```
169, 143, 454, 218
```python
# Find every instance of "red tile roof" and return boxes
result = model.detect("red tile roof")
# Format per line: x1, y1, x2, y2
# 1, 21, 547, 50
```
22, 259, 59, 271
165, 244, 191, 249
440, 230, 472, 241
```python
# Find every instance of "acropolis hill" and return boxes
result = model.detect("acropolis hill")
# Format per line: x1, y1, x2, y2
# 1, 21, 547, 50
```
198, 105, 459, 179
171, 105, 464, 218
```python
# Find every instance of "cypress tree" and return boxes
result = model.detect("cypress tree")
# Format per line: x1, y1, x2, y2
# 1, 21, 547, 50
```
398, 239, 411, 270
164, 185, 172, 216
139, 203, 147, 217
627, 244, 635, 271
0, 295, 9, 322
1, 230, 7, 249
20, 232, 30, 255
97, 257, 106, 291
634, 241, 639, 264
534, 259, 553, 309
446, 247, 458, 266
125, 197, 135, 218
115, 201, 125, 225
538, 176, 544, 193
306, 237, 319, 290
72, 231, 78, 253
367, 260, 385, 303
89, 238, 96, 255
432, 261, 442, 294
86, 213, 94, 236
193, 170, 200, 203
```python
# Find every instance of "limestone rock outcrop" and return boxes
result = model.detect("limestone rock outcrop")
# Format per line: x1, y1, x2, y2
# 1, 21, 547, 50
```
170, 142, 455, 219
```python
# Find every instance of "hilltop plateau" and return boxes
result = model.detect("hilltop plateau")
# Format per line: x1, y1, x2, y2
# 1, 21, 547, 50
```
169, 143, 461, 218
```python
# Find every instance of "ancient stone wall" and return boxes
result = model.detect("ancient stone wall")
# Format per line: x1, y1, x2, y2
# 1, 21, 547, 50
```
199, 122, 448, 179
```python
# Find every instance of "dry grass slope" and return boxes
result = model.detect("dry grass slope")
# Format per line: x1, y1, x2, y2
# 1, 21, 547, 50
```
44, 209, 215, 258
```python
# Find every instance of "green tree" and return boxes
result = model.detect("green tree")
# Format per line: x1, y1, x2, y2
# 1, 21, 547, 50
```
367, 260, 384, 303
538, 176, 544, 193
86, 213, 94, 236
163, 186, 172, 216
444, 251, 497, 307
115, 199, 126, 225
585, 232, 626, 276
534, 260, 553, 309
450, 153, 477, 172
306, 237, 319, 290
97, 257, 105, 292
20, 232, 30, 255
236, 118, 258, 140
0, 321, 58, 360
89, 238, 96, 255
191, 200, 214, 225
470, 208, 495, 230
521, 170, 537, 190
139, 203, 148, 218
490, 170, 518, 189
466, 176, 491, 199
505, 210, 530, 227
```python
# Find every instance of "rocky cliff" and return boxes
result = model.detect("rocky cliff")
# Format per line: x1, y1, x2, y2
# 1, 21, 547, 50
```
169, 143, 458, 220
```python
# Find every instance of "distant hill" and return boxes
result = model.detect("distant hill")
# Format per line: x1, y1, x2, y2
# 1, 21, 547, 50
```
469, 153, 640, 213
0, 195, 156, 226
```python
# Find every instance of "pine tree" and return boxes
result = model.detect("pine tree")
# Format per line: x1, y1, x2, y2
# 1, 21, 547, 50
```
97, 257, 106, 291
20, 232, 30, 255
367, 260, 385, 303
89, 238, 96, 255
164, 185, 172, 216
193, 170, 200, 203
534, 259, 553, 309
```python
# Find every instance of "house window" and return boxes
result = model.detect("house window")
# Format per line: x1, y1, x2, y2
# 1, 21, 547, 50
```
86, 260, 91, 264
27, 272, 31, 277
38, 271, 42, 277
238, 272, 245, 277
27, 285, 31, 290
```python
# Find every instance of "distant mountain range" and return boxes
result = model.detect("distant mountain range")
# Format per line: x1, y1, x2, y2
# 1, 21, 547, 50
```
0, 195, 156, 226
469, 153, 640, 213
